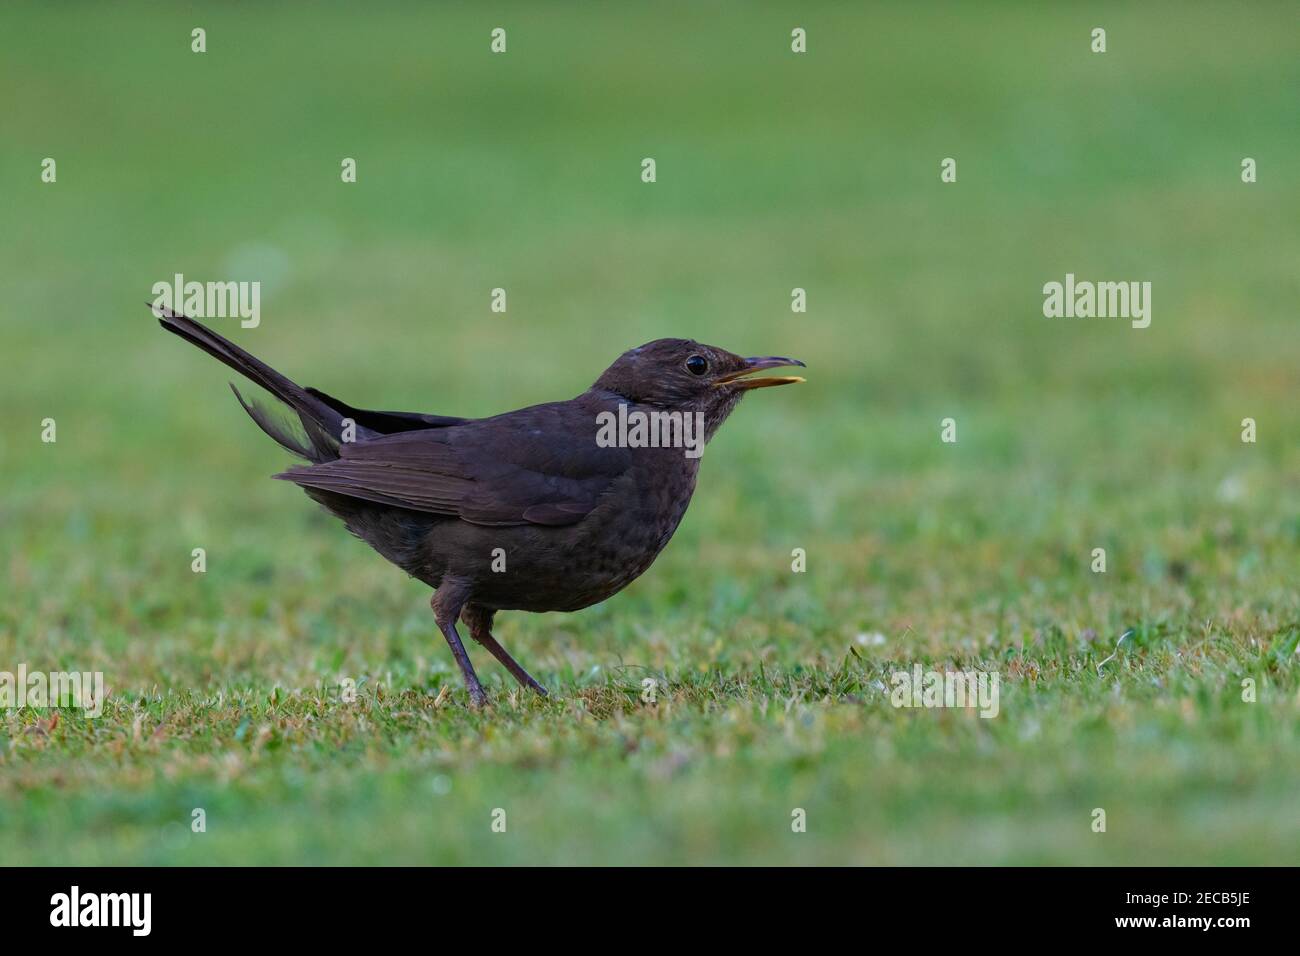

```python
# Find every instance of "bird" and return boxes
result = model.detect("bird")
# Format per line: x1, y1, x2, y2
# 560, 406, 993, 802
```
155, 306, 805, 706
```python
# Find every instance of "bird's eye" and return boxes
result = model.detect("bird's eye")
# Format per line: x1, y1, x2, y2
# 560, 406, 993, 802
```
685, 355, 708, 376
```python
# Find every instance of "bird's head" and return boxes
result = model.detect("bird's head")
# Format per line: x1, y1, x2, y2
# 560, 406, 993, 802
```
593, 338, 805, 441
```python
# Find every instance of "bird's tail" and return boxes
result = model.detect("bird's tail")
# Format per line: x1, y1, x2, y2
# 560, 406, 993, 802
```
154, 305, 344, 462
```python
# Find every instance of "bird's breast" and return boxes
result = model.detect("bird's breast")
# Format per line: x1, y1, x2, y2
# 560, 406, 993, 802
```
462, 449, 700, 613
567, 451, 699, 595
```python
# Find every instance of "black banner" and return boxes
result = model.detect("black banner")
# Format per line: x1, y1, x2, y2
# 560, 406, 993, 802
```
0, 867, 1278, 941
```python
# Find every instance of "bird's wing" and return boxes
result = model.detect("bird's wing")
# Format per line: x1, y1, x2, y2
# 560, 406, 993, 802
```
304, 386, 469, 434
274, 400, 631, 527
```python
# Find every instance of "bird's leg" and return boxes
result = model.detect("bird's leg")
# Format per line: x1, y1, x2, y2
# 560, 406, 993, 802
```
461, 604, 549, 697
431, 582, 487, 707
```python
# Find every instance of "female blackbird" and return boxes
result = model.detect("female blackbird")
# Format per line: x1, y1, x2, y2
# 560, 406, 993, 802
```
157, 307, 804, 705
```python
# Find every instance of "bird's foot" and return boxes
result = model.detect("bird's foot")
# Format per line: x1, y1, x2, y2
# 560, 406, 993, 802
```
467, 683, 490, 709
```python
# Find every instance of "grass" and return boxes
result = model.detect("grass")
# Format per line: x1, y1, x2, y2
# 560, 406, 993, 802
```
1, 1, 1298, 864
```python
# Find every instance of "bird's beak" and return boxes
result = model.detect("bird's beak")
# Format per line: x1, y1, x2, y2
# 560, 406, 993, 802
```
713, 356, 807, 390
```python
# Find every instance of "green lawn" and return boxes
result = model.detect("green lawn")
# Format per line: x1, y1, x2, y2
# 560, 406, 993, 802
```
1, 1, 1297, 865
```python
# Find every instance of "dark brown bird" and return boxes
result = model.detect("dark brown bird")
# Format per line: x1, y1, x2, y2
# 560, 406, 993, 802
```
156, 307, 804, 705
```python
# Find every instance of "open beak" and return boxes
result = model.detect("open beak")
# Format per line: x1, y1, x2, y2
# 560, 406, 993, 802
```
713, 356, 807, 390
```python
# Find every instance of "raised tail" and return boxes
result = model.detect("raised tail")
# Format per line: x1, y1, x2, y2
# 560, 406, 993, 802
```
154, 305, 347, 462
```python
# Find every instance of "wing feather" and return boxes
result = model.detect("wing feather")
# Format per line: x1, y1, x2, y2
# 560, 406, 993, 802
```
274, 400, 630, 527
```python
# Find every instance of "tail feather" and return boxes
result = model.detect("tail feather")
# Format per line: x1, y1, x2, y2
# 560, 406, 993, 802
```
155, 305, 345, 462
229, 384, 318, 460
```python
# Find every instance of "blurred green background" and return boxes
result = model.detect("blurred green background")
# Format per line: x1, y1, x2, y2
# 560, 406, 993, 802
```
1, 1, 1297, 865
